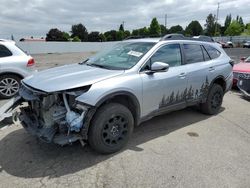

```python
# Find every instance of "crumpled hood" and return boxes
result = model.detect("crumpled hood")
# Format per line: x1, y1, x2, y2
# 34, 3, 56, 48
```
23, 64, 124, 92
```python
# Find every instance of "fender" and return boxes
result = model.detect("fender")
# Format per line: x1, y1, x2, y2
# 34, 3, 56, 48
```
96, 91, 141, 125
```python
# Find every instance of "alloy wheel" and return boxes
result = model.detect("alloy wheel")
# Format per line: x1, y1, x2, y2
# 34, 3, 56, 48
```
0, 78, 20, 97
102, 115, 128, 146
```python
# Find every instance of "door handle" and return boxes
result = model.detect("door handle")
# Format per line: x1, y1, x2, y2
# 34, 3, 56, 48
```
209, 67, 215, 72
178, 72, 186, 78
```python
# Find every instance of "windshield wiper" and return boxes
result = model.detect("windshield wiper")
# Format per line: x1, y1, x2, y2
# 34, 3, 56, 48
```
87, 63, 109, 69
79, 58, 89, 65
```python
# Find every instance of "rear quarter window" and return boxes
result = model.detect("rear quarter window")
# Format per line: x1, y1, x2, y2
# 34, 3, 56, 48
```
0, 44, 12, 57
183, 44, 204, 64
204, 45, 221, 59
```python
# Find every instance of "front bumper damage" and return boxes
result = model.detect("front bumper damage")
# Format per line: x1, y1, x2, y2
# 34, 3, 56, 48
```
238, 76, 250, 98
12, 82, 94, 146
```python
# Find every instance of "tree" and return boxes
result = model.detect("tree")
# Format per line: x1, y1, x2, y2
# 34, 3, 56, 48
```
225, 20, 242, 36
88, 31, 101, 42
119, 24, 124, 32
72, 36, 81, 42
116, 30, 125, 41
99, 33, 106, 42
185, 20, 203, 36
62, 32, 70, 41
224, 14, 232, 29
104, 30, 117, 41
132, 27, 149, 36
160, 25, 168, 35
124, 30, 131, 39
205, 13, 216, 36
149, 18, 161, 36
46, 28, 67, 41
168, 25, 183, 34
71, 23, 88, 42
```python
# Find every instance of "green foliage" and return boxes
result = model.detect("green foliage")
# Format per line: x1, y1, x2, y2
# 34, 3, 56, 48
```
46, 28, 68, 41
116, 31, 125, 41
71, 23, 88, 42
119, 24, 124, 32
224, 14, 232, 29
241, 23, 250, 36
132, 27, 149, 36
225, 20, 242, 36
72, 36, 81, 42
88, 31, 101, 42
168, 25, 183, 34
62, 32, 70, 41
205, 13, 216, 36
104, 30, 117, 41
160, 25, 168, 35
99, 33, 106, 42
149, 18, 161, 36
185, 20, 203, 36
124, 30, 131, 39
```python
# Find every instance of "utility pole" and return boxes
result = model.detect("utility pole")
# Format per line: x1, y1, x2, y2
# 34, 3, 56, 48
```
215, 2, 220, 35
165, 14, 168, 28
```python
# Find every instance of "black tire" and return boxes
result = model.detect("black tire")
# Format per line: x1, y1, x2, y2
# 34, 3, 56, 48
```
88, 103, 134, 154
0, 74, 21, 99
200, 84, 224, 115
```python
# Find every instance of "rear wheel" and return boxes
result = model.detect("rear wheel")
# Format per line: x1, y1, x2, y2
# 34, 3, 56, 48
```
88, 103, 134, 154
0, 74, 21, 99
200, 84, 224, 115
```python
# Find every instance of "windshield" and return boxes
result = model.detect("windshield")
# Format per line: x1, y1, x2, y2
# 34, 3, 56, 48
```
85, 42, 155, 70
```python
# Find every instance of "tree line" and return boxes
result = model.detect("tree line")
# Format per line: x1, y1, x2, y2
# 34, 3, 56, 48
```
46, 13, 250, 42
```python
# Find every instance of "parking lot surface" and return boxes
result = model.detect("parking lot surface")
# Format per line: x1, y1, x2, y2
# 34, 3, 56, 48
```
0, 48, 250, 188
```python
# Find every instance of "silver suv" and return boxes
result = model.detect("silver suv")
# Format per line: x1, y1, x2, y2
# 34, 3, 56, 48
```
10, 35, 233, 154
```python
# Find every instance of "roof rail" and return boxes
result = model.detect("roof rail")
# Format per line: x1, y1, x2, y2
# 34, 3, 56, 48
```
160, 34, 214, 42
160, 34, 185, 41
123, 35, 160, 41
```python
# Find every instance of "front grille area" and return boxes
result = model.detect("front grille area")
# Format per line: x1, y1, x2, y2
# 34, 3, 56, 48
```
233, 72, 250, 80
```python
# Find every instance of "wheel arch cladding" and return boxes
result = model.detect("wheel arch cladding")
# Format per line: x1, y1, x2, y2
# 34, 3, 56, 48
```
95, 91, 141, 126
211, 76, 226, 92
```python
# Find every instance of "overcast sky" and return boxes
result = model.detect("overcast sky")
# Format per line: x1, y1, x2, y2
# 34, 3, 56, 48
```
0, 0, 249, 39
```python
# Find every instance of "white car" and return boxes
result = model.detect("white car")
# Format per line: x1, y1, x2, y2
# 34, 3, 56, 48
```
0, 40, 35, 98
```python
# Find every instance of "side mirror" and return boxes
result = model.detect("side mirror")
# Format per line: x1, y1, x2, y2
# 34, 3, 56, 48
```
150, 62, 169, 72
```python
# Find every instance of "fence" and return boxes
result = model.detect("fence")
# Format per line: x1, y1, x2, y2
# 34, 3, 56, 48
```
16, 41, 119, 54
213, 36, 250, 47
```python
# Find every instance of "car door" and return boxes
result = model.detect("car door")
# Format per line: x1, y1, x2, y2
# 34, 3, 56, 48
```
140, 43, 188, 117
182, 43, 212, 104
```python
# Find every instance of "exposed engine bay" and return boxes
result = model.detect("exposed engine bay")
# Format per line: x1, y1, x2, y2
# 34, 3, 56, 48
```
16, 82, 93, 146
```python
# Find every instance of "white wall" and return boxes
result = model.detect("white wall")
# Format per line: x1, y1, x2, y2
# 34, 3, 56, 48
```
16, 41, 119, 54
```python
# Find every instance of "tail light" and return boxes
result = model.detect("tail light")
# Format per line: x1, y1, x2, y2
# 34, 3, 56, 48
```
27, 58, 35, 67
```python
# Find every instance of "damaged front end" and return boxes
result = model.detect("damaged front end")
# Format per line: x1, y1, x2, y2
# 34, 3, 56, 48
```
238, 74, 250, 98
16, 82, 94, 146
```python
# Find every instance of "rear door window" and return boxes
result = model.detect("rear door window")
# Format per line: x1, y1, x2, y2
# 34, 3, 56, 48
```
183, 44, 204, 64
0, 45, 12, 57
204, 45, 221, 59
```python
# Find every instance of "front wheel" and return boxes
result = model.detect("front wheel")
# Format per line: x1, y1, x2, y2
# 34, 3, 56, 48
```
88, 103, 134, 154
200, 84, 224, 115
